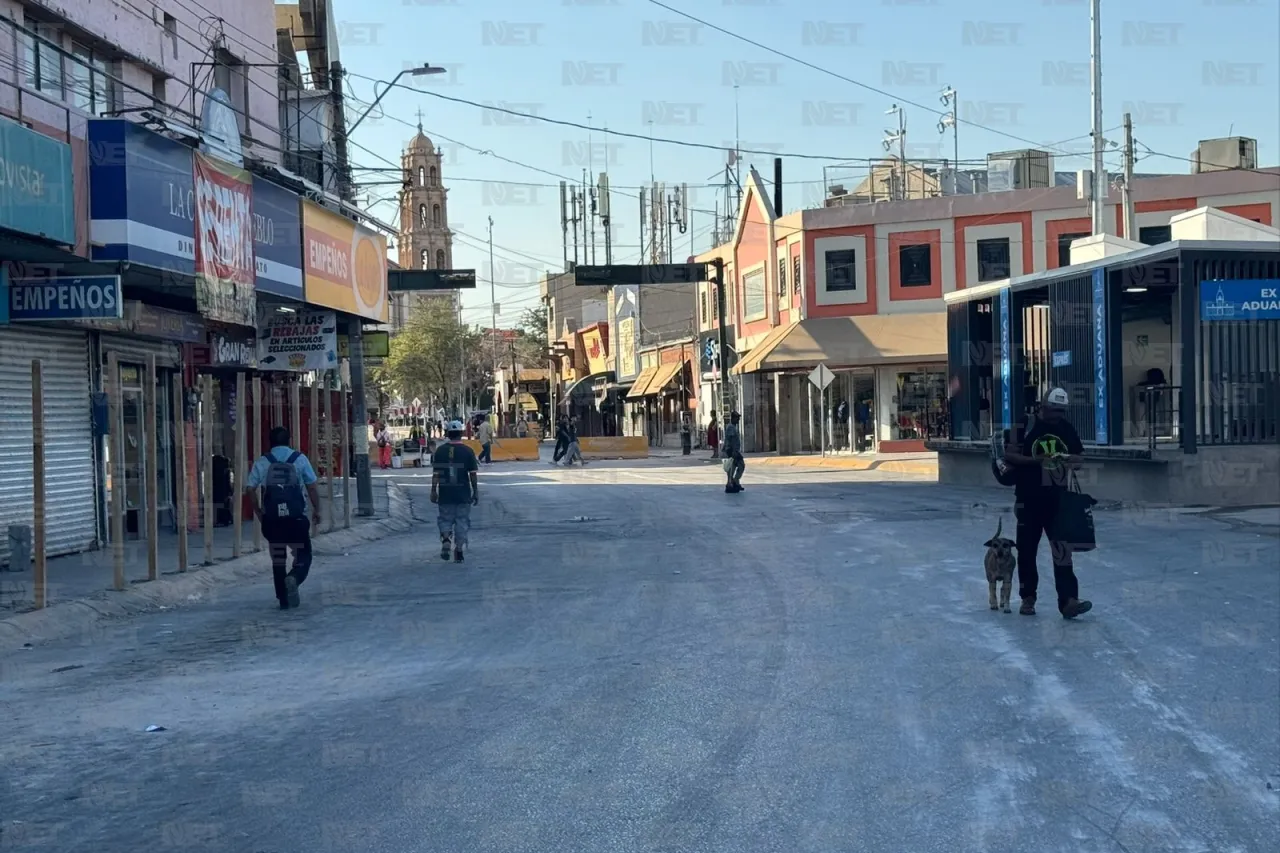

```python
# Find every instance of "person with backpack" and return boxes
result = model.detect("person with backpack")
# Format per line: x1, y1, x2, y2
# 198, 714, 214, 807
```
375, 421, 392, 469
245, 427, 322, 610
431, 420, 479, 563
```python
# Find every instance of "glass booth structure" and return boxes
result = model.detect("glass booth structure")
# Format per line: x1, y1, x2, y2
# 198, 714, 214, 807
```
931, 239, 1280, 506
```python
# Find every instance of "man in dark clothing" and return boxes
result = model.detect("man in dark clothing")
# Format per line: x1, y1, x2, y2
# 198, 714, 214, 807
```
1003, 388, 1093, 619
552, 419, 570, 464
431, 420, 480, 563
723, 411, 745, 493
245, 427, 322, 610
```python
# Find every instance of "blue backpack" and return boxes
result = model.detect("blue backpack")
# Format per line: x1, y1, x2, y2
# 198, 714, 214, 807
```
261, 451, 306, 520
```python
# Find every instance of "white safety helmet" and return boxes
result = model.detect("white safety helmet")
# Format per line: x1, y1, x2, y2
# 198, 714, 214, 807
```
445, 420, 466, 434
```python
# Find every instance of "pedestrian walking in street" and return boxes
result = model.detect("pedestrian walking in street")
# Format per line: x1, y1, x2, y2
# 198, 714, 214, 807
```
707, 411, 720, 459
245, 427, 322, 610
475, 415, 495, 464
723, 411, 744, 493
516, 417, 528, 438
562, 417, 588, 466
431, 420, 479, 563
552, 419, 570, 464
1002, 387, 1093, 619
375, 421, 392, 469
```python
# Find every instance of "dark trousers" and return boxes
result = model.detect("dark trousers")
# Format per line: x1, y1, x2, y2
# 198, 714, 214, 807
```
480, 442, 492, 463
263, 517, 312, 604
1015, 494, 1079, 611
726, 451, 745, 486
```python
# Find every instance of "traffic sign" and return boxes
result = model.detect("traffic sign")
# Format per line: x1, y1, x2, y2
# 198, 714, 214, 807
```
808, 363, 835, 391
388, 269, 477, 291
574, 263, 708, 286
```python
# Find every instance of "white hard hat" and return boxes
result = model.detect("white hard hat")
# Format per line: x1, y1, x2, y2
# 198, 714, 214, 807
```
445, 420, 465, 433
1045, 387, 1069, 406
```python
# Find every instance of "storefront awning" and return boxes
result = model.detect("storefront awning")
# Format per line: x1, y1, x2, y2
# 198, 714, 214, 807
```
644, 361, 686, 396
626, 366, 660, 399
732, 314, 947, 374
518, 393, 539, 411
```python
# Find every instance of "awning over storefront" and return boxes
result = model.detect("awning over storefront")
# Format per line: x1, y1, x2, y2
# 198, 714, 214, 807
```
732, 314, 947, 374
645, 361, 686, 396
563, 371, 614, 404
626, 366, 660, 399
518, 392, 539, 411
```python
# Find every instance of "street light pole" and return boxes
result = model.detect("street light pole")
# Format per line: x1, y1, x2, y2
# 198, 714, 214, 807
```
347, 63, 445, 137
488, 216, 498, 416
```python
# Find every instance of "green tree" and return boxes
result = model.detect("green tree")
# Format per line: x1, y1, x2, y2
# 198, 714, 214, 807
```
384, 298, 483, 412
514, 303, 549, 367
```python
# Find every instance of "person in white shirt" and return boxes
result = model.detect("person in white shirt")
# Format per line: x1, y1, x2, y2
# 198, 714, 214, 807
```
475, 416, 495, 464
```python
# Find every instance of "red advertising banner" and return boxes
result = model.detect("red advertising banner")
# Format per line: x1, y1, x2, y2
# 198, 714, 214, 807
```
194, 152, 256, 326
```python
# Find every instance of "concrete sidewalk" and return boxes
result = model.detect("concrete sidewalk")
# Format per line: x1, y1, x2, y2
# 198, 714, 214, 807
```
747, 451, 938, 476
0, 480, 407, 647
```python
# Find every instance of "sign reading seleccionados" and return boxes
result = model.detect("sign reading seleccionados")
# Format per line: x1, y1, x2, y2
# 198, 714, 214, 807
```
256, 309, 338, 372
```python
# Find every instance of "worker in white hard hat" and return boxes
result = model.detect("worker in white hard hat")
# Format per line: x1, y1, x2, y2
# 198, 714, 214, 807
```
430, 420, 479, 563
1002, 388, 1092, 619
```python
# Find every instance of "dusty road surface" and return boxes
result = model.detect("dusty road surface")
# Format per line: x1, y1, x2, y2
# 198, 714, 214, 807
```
2, 457, 1277, 852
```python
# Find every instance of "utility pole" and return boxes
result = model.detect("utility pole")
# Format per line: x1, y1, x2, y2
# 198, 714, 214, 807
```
1090, 0, 1106, 234
1122, 112, 1135, 240
713, 258, 729, 419
939, 87, 959, 194
488, 216, 498, 416
884, 104, 907, 201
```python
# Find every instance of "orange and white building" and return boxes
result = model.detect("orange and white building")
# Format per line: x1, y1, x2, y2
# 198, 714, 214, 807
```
698, 161, 1279, 454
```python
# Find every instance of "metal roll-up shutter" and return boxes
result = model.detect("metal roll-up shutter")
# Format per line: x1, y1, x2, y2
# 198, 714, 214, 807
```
0, 328, 97, 565
99, 335, 182, 368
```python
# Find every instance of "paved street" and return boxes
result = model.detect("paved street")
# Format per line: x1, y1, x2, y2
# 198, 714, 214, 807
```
2, 457, 1277, 852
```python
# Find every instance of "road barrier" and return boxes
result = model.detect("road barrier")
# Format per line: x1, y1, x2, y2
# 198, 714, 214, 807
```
462, 438, 540, 461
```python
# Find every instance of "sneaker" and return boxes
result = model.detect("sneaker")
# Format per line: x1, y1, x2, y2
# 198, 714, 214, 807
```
1061, 598, 1093, 619
1019, 599, 1036, 616
440, 538, 452, 561
453, 549, 465, 563
284, 576, 300, 609
279, 599, 290, 611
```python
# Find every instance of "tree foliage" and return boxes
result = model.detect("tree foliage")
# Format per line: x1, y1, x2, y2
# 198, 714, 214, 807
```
514, 303, 549, 367
384, 298, 484, 409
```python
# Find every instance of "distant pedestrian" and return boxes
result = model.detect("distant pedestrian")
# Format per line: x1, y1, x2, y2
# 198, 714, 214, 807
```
430, 420, 479, 563
552, 419, 570, 464
723, 411, 744, 493
707, 411, 720, 459
475, 416, 495, 464
375, 421, 392, 469
245, 427, 322, 610
562, 417, 587, 467
516, 417, 528, 438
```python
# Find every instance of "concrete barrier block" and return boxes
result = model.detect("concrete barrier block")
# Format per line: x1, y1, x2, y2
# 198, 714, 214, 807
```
578, 437, 649, 459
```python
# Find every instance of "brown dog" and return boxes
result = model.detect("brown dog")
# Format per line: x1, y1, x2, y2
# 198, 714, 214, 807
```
984, 517, 1016, 613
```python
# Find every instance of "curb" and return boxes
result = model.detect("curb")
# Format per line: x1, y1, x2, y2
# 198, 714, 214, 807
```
749, 456, 938, 476
0, 484, 416, 649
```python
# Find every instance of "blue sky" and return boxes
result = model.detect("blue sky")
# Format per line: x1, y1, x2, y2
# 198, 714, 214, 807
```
328, 0, 1280, 327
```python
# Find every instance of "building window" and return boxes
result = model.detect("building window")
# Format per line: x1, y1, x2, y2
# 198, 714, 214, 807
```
824, 249, 858, 292
22, 19, 64, 98
432, 204, 442, 227
420, 249, 430, 268
1056, 232, 1090, 268
418, 204, 428, 226
743, 268, 766, 319
976, 238, 1011, 282
891, 368, 948, 440
436, 249, 446, 269
793, 255, 801, 294
898, 244, 932, 287
429, 166, 437, 185
69, 45, 116, 117
1138, 225, 1172, 246
213, 51, 249, 135
777, 257, 787, 301
163, 14, 179, 59
418, 166, 426, 186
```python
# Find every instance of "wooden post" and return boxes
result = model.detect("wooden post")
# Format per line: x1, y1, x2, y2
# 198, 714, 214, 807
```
173, 381, 188, 572
31, 361, 46, 609
341, 389, 352, 529
202, 374, 214, 566
107, 353, 125, 591
232, 372, 245, 558
290, 381, 301, 450
323, 373, 335, 532
252, 376, 263, 552
272, 382, 284, 433
145, 356, 159, 581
